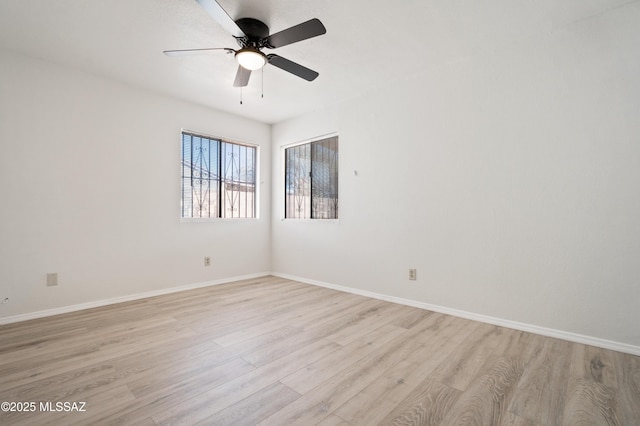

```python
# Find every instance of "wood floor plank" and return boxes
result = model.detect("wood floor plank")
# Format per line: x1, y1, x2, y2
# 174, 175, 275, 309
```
0, 275, 637, 426
12, 366, 137, 407
389, 307, 434, 329
150, 338, 341, 425
378, 379, 461, 426
1, 363, 116, 401
0, 315, 179, 367
194, 382, 300, 426
265, 288, 363, 321
182, 313, 271, 340
439, 356, 527, 425
278, 311, 454, 399
611, 351, 640, 425
500, 412, 539, 426
429, 323, 507, 391
59, 385, 137, 426
0, 325, 198, 393
507, 338, 573, 425
256, 315, 474, 425
0, 384, 135, 426
211, 289, 362, 348
336, 360, 448, 425
108, 335, 223, 372
333, 317, 478, 424
316, 414, 352, 426
0, 327, 88, 355
80, 357, 255, 425
280, 323, 407, 394
225, 326, 308, 367
243, 300, 398, 368
323, 302, 410, 346
569, 344, 618, 388
561, 377, 619, 425
561, 344, 621, 425
125, 352, 253, 398
302, 298, 391, 339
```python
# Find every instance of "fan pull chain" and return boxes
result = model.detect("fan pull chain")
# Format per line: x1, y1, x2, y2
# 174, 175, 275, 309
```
240, 87, 243, 105
261, 67, 264, 98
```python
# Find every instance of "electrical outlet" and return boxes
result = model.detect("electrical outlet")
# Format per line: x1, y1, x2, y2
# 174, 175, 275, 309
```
47, 273, 58, 286
409, 269, 417, 281
204, 257, 211, 267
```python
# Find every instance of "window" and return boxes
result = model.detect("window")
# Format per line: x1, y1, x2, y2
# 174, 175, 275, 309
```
285, 135, 338, 219
181, 131, 256, 219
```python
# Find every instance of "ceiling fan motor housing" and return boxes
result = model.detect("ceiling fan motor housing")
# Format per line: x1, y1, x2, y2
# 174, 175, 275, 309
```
235, 18, 270, 48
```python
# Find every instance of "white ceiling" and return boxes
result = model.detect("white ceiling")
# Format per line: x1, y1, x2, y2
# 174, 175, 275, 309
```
0, 0, 632, 124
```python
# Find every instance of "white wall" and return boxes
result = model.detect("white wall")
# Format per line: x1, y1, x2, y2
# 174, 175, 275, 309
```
272, 5, 640, 348
0, 50, 271, 319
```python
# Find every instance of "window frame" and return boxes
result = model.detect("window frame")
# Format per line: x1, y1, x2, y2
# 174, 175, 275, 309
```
283, 133, 339, 220
180, 130, 259, 221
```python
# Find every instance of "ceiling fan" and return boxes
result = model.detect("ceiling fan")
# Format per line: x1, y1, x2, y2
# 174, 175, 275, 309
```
164, 0, 327, 87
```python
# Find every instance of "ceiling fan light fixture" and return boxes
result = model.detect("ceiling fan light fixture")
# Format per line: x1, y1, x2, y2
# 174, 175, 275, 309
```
235, 48, 267, 71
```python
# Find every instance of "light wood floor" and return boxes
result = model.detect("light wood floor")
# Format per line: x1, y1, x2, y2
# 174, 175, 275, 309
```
1, 276, 638, 425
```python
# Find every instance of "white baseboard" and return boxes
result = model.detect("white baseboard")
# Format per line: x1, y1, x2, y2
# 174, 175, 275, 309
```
0, 272, 270, 325
272, 272, 640, 357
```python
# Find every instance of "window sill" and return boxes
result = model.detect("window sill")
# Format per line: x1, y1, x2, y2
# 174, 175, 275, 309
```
180, 217, 259, 223
280, 218, 340, 223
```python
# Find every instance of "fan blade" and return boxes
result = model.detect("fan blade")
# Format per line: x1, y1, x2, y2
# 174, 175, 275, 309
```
195, 0, 245, 37
267, 54, 319, 81
233, 66, 251, 87
266, 18, 326, 48
163, 48, 234, 57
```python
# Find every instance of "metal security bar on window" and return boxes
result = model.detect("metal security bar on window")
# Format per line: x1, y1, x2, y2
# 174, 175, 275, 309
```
311, 137, 339, 219
285, 136, 338, 219
285, 143, 311, 219
182, 132, 256, 219
221, 141, 256, 218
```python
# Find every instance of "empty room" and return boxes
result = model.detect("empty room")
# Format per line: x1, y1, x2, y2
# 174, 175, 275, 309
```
1, 0, 639, 425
